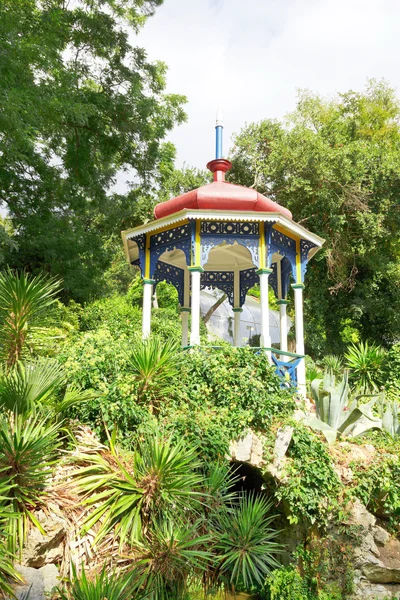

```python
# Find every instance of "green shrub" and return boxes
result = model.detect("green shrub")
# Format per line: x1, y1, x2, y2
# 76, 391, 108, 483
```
274, 426, 341, 525
160, 345, 296, 460
59, 329, 149, 439
385, 342, 400, 398
61, 338, 295, 458
79, 295, 142, 336
265, 566, 310, 600
349, 448, 400, 529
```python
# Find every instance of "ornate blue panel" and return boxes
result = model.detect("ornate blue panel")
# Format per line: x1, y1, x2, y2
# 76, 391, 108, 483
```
266, 224, 297, 280
239, 268, 258, 306
154, 261, 185, 306
150, 224, 190, 249
149, 224, 191, 278
200, 236, 259, 268
201, 271, 234, 307
280, 257, 292, 299
271, 354, 301, 389
201, 221, 259, 236
300, 240, 317, 282
200, 220, 260, 269
130, 233, 146, 276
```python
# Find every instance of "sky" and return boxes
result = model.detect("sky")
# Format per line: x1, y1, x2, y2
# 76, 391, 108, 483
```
136, 0, 400, 171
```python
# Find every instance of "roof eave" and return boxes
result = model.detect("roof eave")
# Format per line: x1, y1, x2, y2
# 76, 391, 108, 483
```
121, 209, 325, 264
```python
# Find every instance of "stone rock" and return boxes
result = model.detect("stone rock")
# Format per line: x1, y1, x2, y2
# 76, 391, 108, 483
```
344, 498, 376, 530
13, 565, 45, 600
363, 563, 400, 584
229, 431, 264, 468
39, 563, 60, 593
22, 510, 66, 568
352, 580, 400, 599
374, 525, 391, 547
274, 426, 293, 464
266, 426, 293, 479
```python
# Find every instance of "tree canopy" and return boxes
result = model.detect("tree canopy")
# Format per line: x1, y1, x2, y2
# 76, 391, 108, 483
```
0, 0, 186, 301
229, 81, 400, 354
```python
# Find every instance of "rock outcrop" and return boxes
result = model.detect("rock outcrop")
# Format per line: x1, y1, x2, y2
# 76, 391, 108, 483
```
10, 564, 60, 600
22, 509, 66, 568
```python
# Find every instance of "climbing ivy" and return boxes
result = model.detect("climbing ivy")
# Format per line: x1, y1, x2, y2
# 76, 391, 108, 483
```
274, 426, 341, 526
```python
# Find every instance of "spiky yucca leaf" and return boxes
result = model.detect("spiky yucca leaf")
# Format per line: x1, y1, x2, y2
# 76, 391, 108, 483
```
57, 563, 132, 600
0, 413, 61, 555
128, 337, 181, 412
128, 519, 212, 600
0, 271, 61, 369
345, 341, 386, 394
0, 480, 23, 599
214, 494, 281, 590
75, 434, 203, 549
321, 354, 343, 378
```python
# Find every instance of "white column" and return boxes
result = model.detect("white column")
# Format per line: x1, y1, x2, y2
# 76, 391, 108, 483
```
233, 308, 242, 347
181, 308, 190, 347
292, 283, 306, 397
189, 268, 202, 346
258, 269, 272, 350
277, 299, 289, 360
142, 279, 154, 339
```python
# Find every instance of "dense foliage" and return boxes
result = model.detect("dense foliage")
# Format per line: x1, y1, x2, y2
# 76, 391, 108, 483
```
0, 0, 186, 301
230, 80, 400, 355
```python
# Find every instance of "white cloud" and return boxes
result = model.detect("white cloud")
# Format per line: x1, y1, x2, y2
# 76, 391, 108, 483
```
136, 0, 400, 170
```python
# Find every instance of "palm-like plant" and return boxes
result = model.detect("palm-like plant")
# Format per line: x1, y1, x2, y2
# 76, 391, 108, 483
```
0, 271, 61, 369
0, 481, 23, 599
345, 341, 386, 394
321, 355, 343, 379
128, 519, 212, 600
128, 337, 181, 413
213, 494, 282, 591
0, 358, 95, 418
57, 564, 132, 600
0, 413, 61, 555
74, 433, 203, 549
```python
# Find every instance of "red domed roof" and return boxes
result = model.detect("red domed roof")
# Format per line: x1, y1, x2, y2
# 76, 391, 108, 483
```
154, 158, 292, 220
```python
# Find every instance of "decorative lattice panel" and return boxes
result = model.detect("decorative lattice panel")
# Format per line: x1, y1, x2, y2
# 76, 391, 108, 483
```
201, 270, 235, 307
154, 261, 185, 306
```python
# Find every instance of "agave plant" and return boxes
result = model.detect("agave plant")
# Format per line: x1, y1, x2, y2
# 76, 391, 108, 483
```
128, 337, 181, 413
212, 494, 282, 591
0, 270, 61, 369
378, 399, 400, 437
307, 372, 381, 444
74, 433, 203, 549
128, 519, 212, 600
345, 341, 386, 394
0, 413, 61, 555
57, 564, 132, 600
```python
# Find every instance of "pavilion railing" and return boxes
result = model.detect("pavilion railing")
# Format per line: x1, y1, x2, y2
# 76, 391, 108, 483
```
182, 345, 303, 389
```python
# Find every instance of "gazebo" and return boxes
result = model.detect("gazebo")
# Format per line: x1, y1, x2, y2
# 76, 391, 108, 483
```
121, 119, 324, 395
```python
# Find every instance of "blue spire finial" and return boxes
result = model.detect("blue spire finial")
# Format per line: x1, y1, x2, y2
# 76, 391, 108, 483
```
215, 106, 223, 159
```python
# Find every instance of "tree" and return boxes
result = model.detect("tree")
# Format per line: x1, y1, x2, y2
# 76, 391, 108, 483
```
0, 0, 186, 301
229, 80, 400, 355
